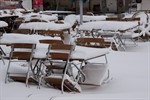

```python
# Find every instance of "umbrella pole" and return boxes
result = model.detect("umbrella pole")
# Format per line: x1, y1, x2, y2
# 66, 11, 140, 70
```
79, 0, 83, 25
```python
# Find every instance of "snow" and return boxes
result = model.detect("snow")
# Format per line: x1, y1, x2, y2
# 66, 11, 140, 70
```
76, 15, 107, 22
0, 21, 8, 28
19, 22, 72, 30
23, 13, 58, 22
78, 21, 139, 31
0, 11, 150, 100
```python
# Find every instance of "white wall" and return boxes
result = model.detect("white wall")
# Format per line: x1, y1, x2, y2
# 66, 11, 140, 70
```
22, 0, 32, 10
138, 0, 150, 10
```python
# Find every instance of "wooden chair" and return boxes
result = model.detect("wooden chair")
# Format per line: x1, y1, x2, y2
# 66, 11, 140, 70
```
30, 19, 48, 23
123, 17, 140, 21
36, 30, 64, 40
5, 43, 36, 86
40, 44, 81, 93
106, 17, 121, 21
12, 29, 32, 34
76, 38, 109, 48
13, 17, 24, 30
39, 39, 64, 45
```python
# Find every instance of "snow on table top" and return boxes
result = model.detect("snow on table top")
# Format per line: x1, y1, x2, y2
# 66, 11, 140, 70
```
22, 13, 58, 22
76, 15, 107, 22
0, 33, 61, 44
78, 21, 139, 31
19, 22, 72, 30
0, 21, 8, 28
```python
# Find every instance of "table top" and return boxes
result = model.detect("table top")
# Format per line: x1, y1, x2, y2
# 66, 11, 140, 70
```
22, 13, 58, 22
78, 21, 139, 31
19, 22, 72, 31
76, 15, 107, 22
43, 10, 75, 14
0, 33, 61, 44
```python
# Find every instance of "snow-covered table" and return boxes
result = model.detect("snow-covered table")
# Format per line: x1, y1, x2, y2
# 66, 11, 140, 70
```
22, 13, 58, 22
0, 33, 61, 44
19, 22, 72, 32
78, 21, 139, 50
78, 21, 139, 31
76, 15, 107, 22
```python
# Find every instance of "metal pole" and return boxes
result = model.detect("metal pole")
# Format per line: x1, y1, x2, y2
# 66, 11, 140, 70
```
79, 0, 83, 25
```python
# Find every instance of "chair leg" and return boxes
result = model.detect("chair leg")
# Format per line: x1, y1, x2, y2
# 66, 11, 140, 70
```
0, 46, 6, 56
26, 72, 29, 87
103, 69, 113, 84
0, 55, 5, 64
5, 61, 11, 83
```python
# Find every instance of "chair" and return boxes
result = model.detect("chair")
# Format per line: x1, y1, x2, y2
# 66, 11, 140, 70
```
123, 17, 140, 21
12, 29, 32, 34
76, 37, 117, 51
39, 39, 64, 45
13, 17, 24, 30
29, 19, 48, 23
36, 30, 64, 40
119, 21, 143, 46
33, 39, 64, 80
106, 17, 122, 21
76, 38, 106, 48
92, 29, 122, 51
75, 37, 111, 85
5, 43, 36, 86
40, 44, 82, 93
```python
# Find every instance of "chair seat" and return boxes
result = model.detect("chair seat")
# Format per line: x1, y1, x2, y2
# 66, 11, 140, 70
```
10, 76, 38, 84
45, 74, 81, 92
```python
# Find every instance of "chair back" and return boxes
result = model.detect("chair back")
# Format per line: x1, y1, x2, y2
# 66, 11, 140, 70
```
124, 17, 140, 21
49, 44, 73, 61
36, 30, 64, 40
76, 38, 106, 48
12, 29, 31, 34
106, 17, 121, 21
10, 43, 36, 61
39, 39, 64, 45
30, 19, 48, 23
